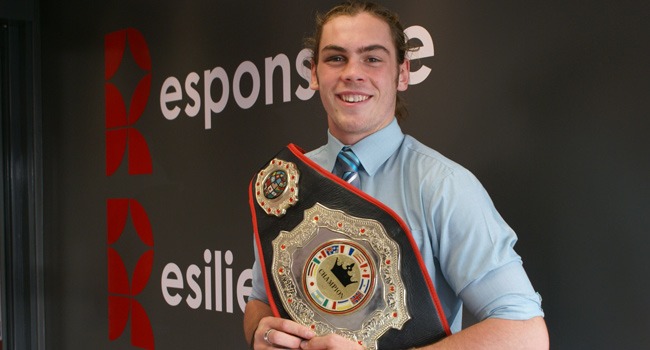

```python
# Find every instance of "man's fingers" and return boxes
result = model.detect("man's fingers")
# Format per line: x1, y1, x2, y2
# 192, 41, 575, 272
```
255, 316, 316, 349
262, 317, 315, 340
300, 333, 365, 350
264, 328, 303, 348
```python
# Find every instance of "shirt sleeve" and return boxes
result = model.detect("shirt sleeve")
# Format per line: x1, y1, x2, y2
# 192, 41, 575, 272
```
249, 238, 269, 303
459, 261, 544, 320
431, 167, 543, 321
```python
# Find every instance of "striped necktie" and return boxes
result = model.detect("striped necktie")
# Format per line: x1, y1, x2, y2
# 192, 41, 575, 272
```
335, 146, 361, 188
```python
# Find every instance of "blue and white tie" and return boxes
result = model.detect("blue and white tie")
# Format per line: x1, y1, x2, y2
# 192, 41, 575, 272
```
335, 146, 361, 188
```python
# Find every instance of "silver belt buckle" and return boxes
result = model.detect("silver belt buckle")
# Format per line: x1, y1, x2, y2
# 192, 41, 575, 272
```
272, 203, 410, 350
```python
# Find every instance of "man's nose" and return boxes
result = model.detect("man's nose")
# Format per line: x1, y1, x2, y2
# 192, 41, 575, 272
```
342, 60, 365, 82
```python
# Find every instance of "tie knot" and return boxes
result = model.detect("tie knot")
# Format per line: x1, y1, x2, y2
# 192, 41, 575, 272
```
335, 147, 361, 187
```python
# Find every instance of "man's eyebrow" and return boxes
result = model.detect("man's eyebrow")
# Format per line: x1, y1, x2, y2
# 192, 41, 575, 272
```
321, 44, 347, 53
359, 44, 390, 55
320, 44, 390, 55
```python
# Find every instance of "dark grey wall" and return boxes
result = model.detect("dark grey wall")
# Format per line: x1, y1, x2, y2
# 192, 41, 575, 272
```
38, 1, 649, 349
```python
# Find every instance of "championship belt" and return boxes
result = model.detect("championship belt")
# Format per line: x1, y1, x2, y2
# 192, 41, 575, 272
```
249, 144, 450, 350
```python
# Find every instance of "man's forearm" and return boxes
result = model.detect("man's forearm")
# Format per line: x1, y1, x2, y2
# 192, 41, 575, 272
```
245, 301, 548, 349
419, 317, 548, 350
243, 299, 273, 345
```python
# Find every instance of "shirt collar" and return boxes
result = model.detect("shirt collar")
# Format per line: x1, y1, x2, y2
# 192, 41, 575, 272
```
324, 118, 404, 176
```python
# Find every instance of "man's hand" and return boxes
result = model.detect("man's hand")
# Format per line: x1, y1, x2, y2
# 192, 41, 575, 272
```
252, 316, 316, 349
299, 333, 365, 350
244, 299, 366, 349
245, 299, 315, 349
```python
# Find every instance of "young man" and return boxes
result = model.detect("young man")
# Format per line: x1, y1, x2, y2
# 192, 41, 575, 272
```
245, 2, 548, 349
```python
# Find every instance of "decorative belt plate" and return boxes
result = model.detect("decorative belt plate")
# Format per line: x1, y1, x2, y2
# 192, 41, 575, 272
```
271, 203, 409, 350
254, 158, 299, 217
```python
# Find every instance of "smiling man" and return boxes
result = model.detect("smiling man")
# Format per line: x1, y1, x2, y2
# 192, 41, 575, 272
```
310, 11, 409, 146
244, 2, 548, 349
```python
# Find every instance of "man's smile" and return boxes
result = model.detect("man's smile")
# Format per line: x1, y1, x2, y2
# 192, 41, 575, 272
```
338, 94, 371, 103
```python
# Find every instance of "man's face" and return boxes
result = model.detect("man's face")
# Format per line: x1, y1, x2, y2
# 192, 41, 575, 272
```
311, 12, 410, 145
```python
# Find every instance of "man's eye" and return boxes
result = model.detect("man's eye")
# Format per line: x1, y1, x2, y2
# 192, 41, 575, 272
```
367, 57, 382, 63
326, 56, 345, 62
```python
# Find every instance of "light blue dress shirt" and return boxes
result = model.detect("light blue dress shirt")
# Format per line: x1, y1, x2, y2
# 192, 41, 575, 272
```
250, 118, 544, 333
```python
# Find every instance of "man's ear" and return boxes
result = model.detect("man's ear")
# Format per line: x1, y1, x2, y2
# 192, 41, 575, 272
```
310, 60, 319, 90
397, 59, 410, 91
